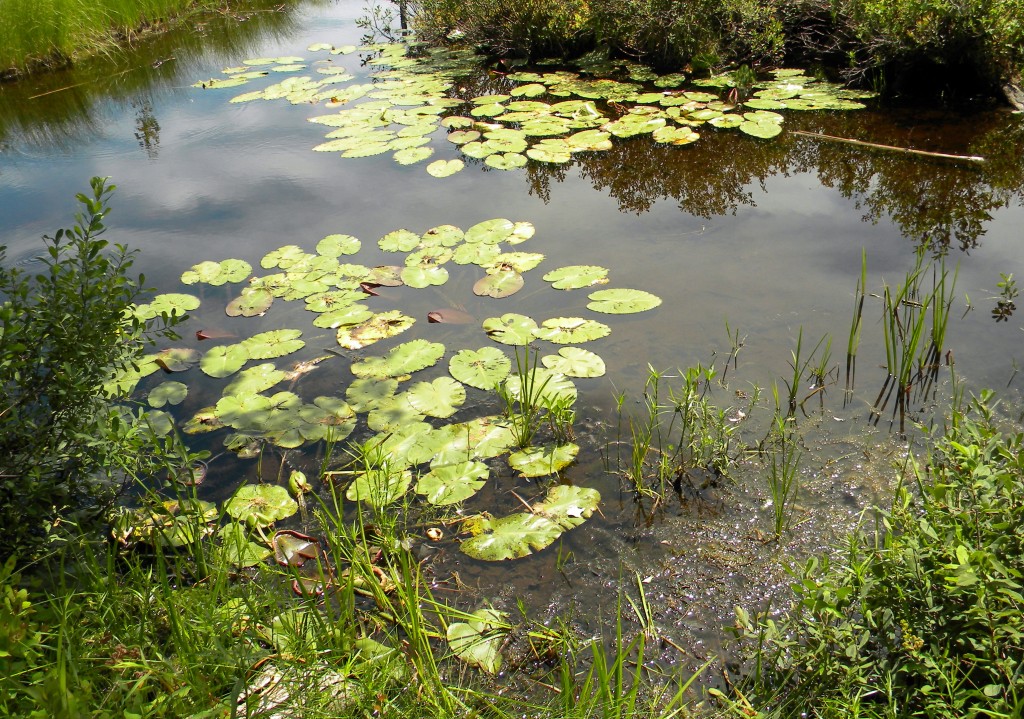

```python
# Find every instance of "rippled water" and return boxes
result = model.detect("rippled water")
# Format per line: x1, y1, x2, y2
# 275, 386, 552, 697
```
3, 0, 1024, 673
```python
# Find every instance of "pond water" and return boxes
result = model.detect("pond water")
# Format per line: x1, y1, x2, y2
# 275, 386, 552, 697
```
3, 0, 1024, 677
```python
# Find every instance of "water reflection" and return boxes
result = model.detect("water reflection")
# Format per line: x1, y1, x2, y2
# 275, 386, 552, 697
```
0, 0, 306, 149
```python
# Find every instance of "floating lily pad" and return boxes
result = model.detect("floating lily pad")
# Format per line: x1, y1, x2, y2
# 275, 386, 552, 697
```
452, 243, 501, 266
345, 468, 412, 506
504, 367, 578, 406
484, 152, 528, 171
155, 348, 201, 372
261, 245, 307, 269
482, 313, 538, 346
226, 288, 274, 317
427, 308, 474, 324
739, 119, 783, 139
337, 311, 416, 350
201, 344, 250, 378
416, 461, 488, 505
586, 288, 662, 314
148, 381, 188, 408
465, 218, 515, 245
426, 159, 464, 177
243, 329, 305, 360
541, 347, 606, 377
447, 130, 481, 144
345, 377, 398, 412
219, 522, 273, 568
460, 513, 563, 561
542, 265, 609, 290
350, 339, 446, 379
406, 377, 466, 418
533, 485, 600, 528
182, 406, 223, 434
508, 443, 579, 477
379, 229, 421, 252
652, 126, 700, 145
449, 347, 511, 389
181, 259, 252, 286
272, 529, 321, 567
446, 608, 508, 673
305, 289, 367, 313
225, 484, 298, 527
223, 363, 286, 396
134, 293, 200, 321
313, 303, 373, 329
316, 234, 361, 256
473, 270, 524, 298
394, 146, 434, 165
142, 409, 174, 437
401, 264, 449, 288
533, 317, 610, 344
367, 395, 426, 432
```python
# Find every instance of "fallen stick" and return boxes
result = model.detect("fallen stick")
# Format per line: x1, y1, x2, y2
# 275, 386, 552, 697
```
791, 129, 986, 163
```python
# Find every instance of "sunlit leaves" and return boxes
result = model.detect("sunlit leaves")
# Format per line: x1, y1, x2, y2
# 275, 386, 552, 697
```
482, 313, 538, 345
533, 317, 610, 344
416, 461, 488, 505
586, 288, 662, 314
449, 347, 511, 389
542, 265, 609, 290
541, 347, 606, 377
508, 443, 579, 477
350, 339, 445, 379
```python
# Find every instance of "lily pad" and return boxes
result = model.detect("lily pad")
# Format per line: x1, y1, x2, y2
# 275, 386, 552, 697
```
345, 377, 399, 412
508, 443, 579, 477
465, 218, 515, 245
243, 329, 305, 360
219, 522, 273, 568
473, 270, 524, 298
313, 303, 373, 329
223, 363, 286, 396
379, 229, 421, 253
460, 513, 563, 561
345, 468, 412, 506
504, 367, 577, 406
272, 530, 322, 567
426, 159, 465, 177
406, 377, 466, 418
542, 264, 609, 290
449, 347, 511, 390
350, 339, 446, 379
155, 348, 201, 373
416, 460, 488, 505
201, 344, 250, 378
316, 234, 361, 256
181, 259, 252, 286
484, 153, 527, 170
134, 293, 200, 321
401, 264, 449, 288
225, 484, 298, 527
482, 313, 538, 346
533, 317, 611, 344
337, 311, 416, 350
148, 381, 188, 408
394, 146, 434, 165
226, 288, 274, 317
533, 485, 600, 528
739, 119, 783, 139
586, 288, 662, 314
541, 347, 606, 377
446, 608, 508, 673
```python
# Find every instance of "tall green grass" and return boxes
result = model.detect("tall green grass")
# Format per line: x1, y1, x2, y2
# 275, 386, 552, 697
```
0, 0, 242, 74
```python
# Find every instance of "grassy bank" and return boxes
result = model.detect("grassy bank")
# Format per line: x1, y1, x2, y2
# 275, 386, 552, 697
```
0, 0, 287, 79
411, 0, 1024, 102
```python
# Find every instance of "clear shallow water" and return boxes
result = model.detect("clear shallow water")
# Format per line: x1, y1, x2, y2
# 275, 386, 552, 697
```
3, 0, 1024, 673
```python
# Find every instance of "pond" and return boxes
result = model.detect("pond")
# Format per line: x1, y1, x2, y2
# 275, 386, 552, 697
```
3, 0, 1024, 679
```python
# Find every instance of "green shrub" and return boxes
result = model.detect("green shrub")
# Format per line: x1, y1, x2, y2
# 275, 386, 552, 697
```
729, 391, 1024, 718
0, 177, 182, 559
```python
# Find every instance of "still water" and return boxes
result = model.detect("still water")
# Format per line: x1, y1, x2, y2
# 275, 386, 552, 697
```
3, 0, 1024, 671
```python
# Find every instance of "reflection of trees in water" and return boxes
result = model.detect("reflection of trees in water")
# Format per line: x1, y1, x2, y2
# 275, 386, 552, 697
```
132, 98, 161, 159
521, 109, 1024, 251
0, 0, 303, 149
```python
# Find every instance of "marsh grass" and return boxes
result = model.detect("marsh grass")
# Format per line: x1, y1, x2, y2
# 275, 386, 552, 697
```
845, 250, 867, 405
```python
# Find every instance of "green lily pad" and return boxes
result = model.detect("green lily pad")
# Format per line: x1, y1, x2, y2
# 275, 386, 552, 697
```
504, 367, 578, 406
541, 347, 606, 378
261, 245, 307, 269
406, 377, 466, 418
652, 125, 700, 145
243, 329, 305, 360
460, 513, 563, 560
313, 303, 373, 329
440, 116, 474, 129
508, 443, 579, 477
526, 143, 571, 164
350, 339, 446, 379
394, 146, 434, 165
508, 222, 535, 244
416, 461, 488, 505
367, 265, 405, 286
218, 522, 273, 568
473, 270, 524, 298
337, 311, 415, 350
345, 468, 412, 506
542, 265, 609, 290
181, 259, 252, 286
225, 484, 298, 527
484, 153, 527, 170
367, 395, 426, 432
452, 243, 501, 266
533, 317, 610, 344
142, 409, 174, 437
379, 229, 421, 253
223, 363, 286, 396
447, 130, 481, 144
654, 73, 687, 88
449, 347, 511, 390
586, 288, 662, 314
133, 293, 200, 321
155, 348, 201, 372
738, 119, 783, 139
305, 289, 367, 313
316, 234, 361, 256
148, 381, 188, 408
485, 251, 545, 274
182, 407, 223, 434
446, 608, 508, 673
226, 287, 274, 317
401, 264, 449, 288
533, 485, 600, 528
482, 313, 538, 346
465, 218, 515, 245
426, 159, 465, 177
345, 377, 399, 412
201, 344, 250, 378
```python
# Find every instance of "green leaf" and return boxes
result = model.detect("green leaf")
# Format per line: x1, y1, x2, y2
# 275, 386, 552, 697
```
542, 265, 609, 290
148, 381, 188, 408
508, 443, 579, 477
533, 317, 610, 344
484, 153, 527, 170
483, 313, 538, 345
460, 513, 564, 560
201, 344, 250, 378
350, 339, 446, 379
155, 348, 201, 372
503, 367, 577, 406
345, 468, 412, 506
586, 288, 662, 314
394, 146, 434, 165
345, 377, 399, 412
541, 347, 606, 377
532, 485, 600, 528
223, 363, 286, 396
416, 461, 488, 505
242, 329, 305, 360
218, 522, 272, 568
473, 270, 524, 298
406, 377, 466, 418
337, 310, 415, 349
316, 234, 361, 256
379, 229, 421, 253
446, 608, 508, 673
225, 485, 298, 527
226, 288, 274, 317
465, 218, 515, 245
449, 347, 511, 390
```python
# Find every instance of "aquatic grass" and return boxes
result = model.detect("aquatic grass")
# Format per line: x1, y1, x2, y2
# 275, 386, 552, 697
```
845, 249, 867, 403
498, 346, 556, 449
764, 389, 801, 537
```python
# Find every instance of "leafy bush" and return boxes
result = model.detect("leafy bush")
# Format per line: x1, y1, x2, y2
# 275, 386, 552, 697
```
729, 391, 1024, 718
0, 177, 182, 559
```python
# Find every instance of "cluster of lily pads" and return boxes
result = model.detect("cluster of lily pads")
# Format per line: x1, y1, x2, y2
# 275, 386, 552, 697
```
193, 40, 874, 175
115, 216, 659, 562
